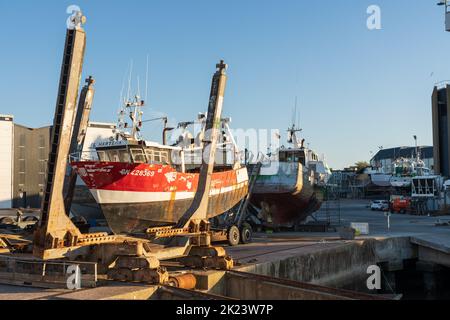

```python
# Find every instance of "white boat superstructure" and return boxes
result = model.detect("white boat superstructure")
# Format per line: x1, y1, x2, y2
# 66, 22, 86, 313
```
283, 124, 331, 186
390, 157, 431, 188
364, 167, 392, 187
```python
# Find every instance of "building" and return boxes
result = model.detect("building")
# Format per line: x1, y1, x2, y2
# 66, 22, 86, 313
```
0, 117, 116, 209
370, 146, 434, 174
0, 115, 14, 208
12, 124, 52, 208
432, 84, 450, 177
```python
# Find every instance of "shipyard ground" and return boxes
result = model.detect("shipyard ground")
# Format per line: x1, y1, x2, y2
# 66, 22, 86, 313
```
1, 200, 450, 300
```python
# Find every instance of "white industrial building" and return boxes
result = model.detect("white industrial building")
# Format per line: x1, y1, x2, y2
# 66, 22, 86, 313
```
0, 115, 14, 208
0, 116, 115, 209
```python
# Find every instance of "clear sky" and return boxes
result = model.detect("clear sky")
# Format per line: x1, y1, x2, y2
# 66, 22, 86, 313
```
0, 1, 448, 169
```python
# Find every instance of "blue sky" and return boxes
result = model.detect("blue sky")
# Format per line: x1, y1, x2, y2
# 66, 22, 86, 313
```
0, 1, 448, 169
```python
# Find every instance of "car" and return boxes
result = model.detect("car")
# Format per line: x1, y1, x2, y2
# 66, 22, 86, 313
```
370, 200, 389, 211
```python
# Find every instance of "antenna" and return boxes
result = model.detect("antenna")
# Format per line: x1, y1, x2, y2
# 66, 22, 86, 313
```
127, 59, 134, 101
137, 76, 141, 98
119, 77, 125, 108
295, 96, 298, 123
291, 106, 295, 130
145, 54, 149, 104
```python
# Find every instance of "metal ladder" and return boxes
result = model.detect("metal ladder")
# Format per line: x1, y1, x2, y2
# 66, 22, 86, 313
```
232, 161, 263, 228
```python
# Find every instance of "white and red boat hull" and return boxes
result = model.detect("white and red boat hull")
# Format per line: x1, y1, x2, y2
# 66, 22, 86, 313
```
71, 161, 249, 234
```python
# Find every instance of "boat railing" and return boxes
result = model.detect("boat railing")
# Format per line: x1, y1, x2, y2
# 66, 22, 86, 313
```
68, 150, 99, 162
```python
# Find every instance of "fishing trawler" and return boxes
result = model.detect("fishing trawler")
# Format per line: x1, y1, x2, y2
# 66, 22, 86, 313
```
390, 156, 431, 188
250, 124, 330, 227
71, 95, 249, 234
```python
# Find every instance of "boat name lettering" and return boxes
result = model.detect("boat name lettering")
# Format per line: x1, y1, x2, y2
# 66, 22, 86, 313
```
95, 140, 128, 147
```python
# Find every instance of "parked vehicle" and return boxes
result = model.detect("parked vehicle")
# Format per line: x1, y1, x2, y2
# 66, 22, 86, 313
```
370, 200, 389, 211
390, 197, 411, 214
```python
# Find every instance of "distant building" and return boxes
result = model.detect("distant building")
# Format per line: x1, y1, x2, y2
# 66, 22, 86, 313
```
432, 84, 450, 177
369, 146, 434, 174
0, 117, 116, 209
0, 115, 14, 208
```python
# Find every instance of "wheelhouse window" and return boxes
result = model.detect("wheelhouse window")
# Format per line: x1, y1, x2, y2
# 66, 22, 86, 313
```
130, 148, 146, 163
108, 150, 120, 162
97, 148, 131, 162
97, 150, 109, 162
144, 148, 170, 165
279, 150, 306, 165
119, 149, 130, 162
145, 149, 155, 163
160, 151, 169, 164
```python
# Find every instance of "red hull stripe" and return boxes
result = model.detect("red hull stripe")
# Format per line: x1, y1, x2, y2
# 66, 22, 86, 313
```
72, 162, 249, 193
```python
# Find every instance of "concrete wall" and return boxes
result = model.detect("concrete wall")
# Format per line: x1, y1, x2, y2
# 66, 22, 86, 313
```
0, 116, 13, 208
231, 238, 416, 291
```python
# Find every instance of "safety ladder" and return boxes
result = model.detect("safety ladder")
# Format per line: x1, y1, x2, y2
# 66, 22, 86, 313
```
232, 161, 263, 228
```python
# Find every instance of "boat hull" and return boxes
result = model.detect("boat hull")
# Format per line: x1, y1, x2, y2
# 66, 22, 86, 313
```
390, 176, 412, 188
71, 161, 248, 234
250, 162, 322, 227
370, 173, 392, 187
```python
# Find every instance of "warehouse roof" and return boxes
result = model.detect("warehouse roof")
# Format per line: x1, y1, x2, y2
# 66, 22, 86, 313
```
371, 146, 433, 162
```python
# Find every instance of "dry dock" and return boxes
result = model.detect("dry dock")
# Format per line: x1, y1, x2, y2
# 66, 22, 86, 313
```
1, 200, 449, 300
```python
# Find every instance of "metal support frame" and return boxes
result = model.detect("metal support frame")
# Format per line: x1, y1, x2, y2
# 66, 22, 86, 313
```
64, 76, 96, 212
32, 14, 122, 260
33, 21, 87, 259
22, 10, 234, 285
176, 61, 228, 229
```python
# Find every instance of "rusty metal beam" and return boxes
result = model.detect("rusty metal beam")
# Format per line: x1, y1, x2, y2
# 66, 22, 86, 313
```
65, 76, 96, 213
33, 14, 87, 259
176, 61, 228, 228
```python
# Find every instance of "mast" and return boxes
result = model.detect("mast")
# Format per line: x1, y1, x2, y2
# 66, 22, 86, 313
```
116, 95, 145, 141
